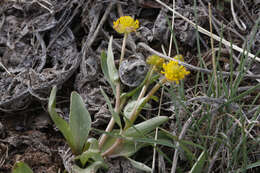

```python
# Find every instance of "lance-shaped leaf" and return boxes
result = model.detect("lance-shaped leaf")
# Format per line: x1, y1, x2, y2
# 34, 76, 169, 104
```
123, 98, 149, 127
107, 36, 119, 84
101, 130, 148, 158
69, 91, 92, 155
123, 116, 169, 137
101, 117, 169, 158
12, 162, 33, 173
124, 98, 146, 119
48, 86, 75, 153
101, 51, 116, 96
127, 157, 152, 172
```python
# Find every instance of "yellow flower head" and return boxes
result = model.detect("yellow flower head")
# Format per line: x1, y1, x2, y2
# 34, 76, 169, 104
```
113, 16, 139, 34
146, 55, 165, 71
161, 60, 190, 84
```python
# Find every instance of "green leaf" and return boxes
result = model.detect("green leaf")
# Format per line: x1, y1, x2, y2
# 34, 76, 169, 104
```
12, 161, 33, 173
101, 130, 148, 158
121, 74, 160, 100
127, 158, 152, 172
124, 98, 146, 119
48, 86, 75, 153
101, 51, 116, 96
123, 98, 147, 127
234, 161, 260, 172
95, 128, 175, 148
189, 150, 207, 173
72, 161, 108, 173
107, 36, 119, 84
101, 116, 169, 158
123, 116, 169, 137
100, 87, 121, 129
69, 91, 92, 155
76, 138, 104, 166
100, 131, 175, 158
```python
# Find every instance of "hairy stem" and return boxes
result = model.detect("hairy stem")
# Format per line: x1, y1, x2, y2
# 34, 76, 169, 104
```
98, 83, 121, 148
102, 78, 167, 157
119, 33, 128, 64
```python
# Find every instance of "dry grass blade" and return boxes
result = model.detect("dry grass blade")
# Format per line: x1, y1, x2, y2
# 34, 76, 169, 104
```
155, 0, 260, 62
0, 62, 11, 75
230, 0, 246, 31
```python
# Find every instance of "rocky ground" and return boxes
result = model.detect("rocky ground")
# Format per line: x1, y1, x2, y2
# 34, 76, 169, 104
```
0, 0, 260, 172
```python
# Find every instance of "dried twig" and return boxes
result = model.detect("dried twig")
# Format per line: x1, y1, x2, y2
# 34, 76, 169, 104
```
87, 2, 115, 48
0, 62, 11, 75
208, 3, 218, 96
138, 42, 260, 79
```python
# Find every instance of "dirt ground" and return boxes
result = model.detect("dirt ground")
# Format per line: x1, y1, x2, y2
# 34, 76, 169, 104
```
0, 0, 260, 172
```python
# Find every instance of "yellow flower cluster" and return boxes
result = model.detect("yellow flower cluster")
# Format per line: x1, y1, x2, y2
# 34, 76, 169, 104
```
113, 16, 139, 34
161, 58, 190, 84
146, 55, 165, 71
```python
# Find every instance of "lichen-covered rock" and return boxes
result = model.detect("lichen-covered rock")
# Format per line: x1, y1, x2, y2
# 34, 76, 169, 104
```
119, 55, 148, 87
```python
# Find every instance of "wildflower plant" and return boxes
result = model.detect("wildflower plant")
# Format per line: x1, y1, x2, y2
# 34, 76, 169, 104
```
45, 16, 191, 173
8, 2, 260, 173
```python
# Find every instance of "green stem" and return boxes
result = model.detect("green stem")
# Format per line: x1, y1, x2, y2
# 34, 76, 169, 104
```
98, 83, 121, 148
124, 66, 155, 129
126, 77, 167, 129
102, 77, 167, 157
99, 33, 128, 148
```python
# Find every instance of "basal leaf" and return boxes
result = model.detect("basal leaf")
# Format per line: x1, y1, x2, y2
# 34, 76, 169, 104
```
70, 91, 92, 155
72, 161, 108, 173
127, 158, 152, 172
12, 162, 33, 173
48, 86, 75, 153
76, 138, 104, 166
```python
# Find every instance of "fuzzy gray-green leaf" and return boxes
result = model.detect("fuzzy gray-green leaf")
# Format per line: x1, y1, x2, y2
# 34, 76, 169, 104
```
127, 158, 152, 172
123, 116, 169, 137
107, 36, 119, 84
101, 51, 116, 96
76, 138, 104, 166
69, 91, 92, 155
48, 86, 75, 153
72, 161, 108, 173
12, 162, 33, 173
